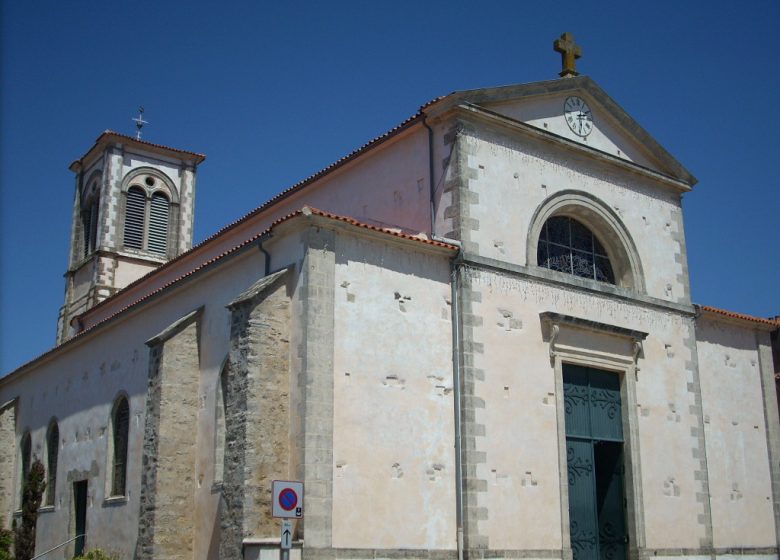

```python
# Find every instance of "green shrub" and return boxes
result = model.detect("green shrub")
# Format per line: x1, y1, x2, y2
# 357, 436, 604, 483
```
14, 459, 45, 560
0, 520, 13, 560
73, 549, 119, 560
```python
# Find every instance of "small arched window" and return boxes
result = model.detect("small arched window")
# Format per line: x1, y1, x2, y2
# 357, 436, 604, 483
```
82, 190, 100, 257
111, 397, 130, 496
537, 216, 615, 284
46, 421, 59, 506
20, 431, 31, 502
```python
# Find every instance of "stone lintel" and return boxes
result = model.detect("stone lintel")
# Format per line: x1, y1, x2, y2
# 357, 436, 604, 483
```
540, 311, 648, 342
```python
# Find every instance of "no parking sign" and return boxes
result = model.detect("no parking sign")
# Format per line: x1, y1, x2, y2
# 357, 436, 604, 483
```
272, 480, 304, 519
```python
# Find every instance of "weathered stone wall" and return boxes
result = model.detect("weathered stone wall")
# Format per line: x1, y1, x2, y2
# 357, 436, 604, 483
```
136, 311, 202, 559
220, 269, 292, 558
0, 399, 17, 526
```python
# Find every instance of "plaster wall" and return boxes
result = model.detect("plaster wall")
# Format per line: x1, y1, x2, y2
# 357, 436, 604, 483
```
458, 125, 687, 303
113, 259, 158, 290
331, 232, 456, 550
467, 269, 706, 551
0, 232, 305, 559
485, 95, 658, 169
124, 154, 184, 192
695, 318, 776, 548
71, 260, 96, 303
282, 127, 431, 233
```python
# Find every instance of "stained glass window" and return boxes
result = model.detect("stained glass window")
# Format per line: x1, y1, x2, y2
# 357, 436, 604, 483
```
538, 216, 615, 284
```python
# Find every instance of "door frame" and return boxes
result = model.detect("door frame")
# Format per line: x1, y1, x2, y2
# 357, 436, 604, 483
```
543, 314, 647, 560
72, 479, 88, 558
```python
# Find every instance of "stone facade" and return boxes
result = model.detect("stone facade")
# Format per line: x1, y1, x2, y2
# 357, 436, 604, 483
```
0, 399, 16, 524
221, 269, 292, 558
136, 310, 202, 559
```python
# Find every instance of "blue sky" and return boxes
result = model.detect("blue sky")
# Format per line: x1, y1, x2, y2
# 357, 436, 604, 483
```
2, 1, 778, 373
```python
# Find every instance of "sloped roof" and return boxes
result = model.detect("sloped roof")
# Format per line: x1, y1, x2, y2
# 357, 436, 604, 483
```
696, 305, 780, 329
69, 130, 206, 171
1, 207, 457, 383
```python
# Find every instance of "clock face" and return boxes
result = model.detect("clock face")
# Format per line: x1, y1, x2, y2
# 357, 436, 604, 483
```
564, 96, 593, 137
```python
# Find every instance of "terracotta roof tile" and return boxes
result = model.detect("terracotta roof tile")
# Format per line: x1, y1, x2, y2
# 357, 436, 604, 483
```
697, 305, 780, 327
70, 130, 206, 169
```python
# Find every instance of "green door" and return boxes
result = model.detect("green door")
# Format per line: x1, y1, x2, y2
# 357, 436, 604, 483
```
564, 365, 627, 560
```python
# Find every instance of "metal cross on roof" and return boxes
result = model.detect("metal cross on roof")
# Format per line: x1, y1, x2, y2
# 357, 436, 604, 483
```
132, 107, 149, 140
553, 32, 582, 78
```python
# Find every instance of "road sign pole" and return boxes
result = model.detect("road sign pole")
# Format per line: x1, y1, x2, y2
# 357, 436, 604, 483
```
280, 519, 292, 560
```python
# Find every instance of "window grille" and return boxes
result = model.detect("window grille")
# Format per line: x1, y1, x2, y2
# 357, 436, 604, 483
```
112, 398, 130, 496
537, 216, 615, 284
46, 422, 59, 506
148, 193, 169, 255
124, 187, 146, 250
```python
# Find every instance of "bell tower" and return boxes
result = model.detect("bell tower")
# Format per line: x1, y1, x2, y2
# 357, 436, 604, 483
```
57, 131, 206, 343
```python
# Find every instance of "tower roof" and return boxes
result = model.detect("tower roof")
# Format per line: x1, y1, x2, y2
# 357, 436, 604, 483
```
69, 130, 206, 172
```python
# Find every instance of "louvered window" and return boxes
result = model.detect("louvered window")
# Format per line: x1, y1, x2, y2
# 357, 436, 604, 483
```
148, 193, 170, 255
112, 397, 130, 496
124, 187, 146, 250
46, 422, 59, 506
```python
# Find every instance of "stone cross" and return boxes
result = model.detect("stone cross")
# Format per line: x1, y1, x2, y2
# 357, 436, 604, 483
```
132, 106, 148, 140
553, 32, 582, 78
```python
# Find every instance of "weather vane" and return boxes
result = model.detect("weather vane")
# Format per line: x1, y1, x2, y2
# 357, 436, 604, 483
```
132, 106, 149, 140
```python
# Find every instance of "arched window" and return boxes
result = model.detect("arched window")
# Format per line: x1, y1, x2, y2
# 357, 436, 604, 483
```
20, 431, 31, 503
122, 186, 170, 256
120, 169, 179, 258
82, 192, 100, 257
537, 216, 615, 284
46, 421, 59, 506
111, 397, 130, 496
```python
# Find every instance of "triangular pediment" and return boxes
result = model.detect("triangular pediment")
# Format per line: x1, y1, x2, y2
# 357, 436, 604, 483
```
428, 76, 696, 187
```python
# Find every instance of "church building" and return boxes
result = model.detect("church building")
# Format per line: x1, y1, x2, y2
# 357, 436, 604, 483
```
1, 34, 778, 560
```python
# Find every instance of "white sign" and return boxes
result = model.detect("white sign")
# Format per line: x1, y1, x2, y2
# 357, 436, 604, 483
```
272, 480, 304, 519
281, 519, 293, 549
